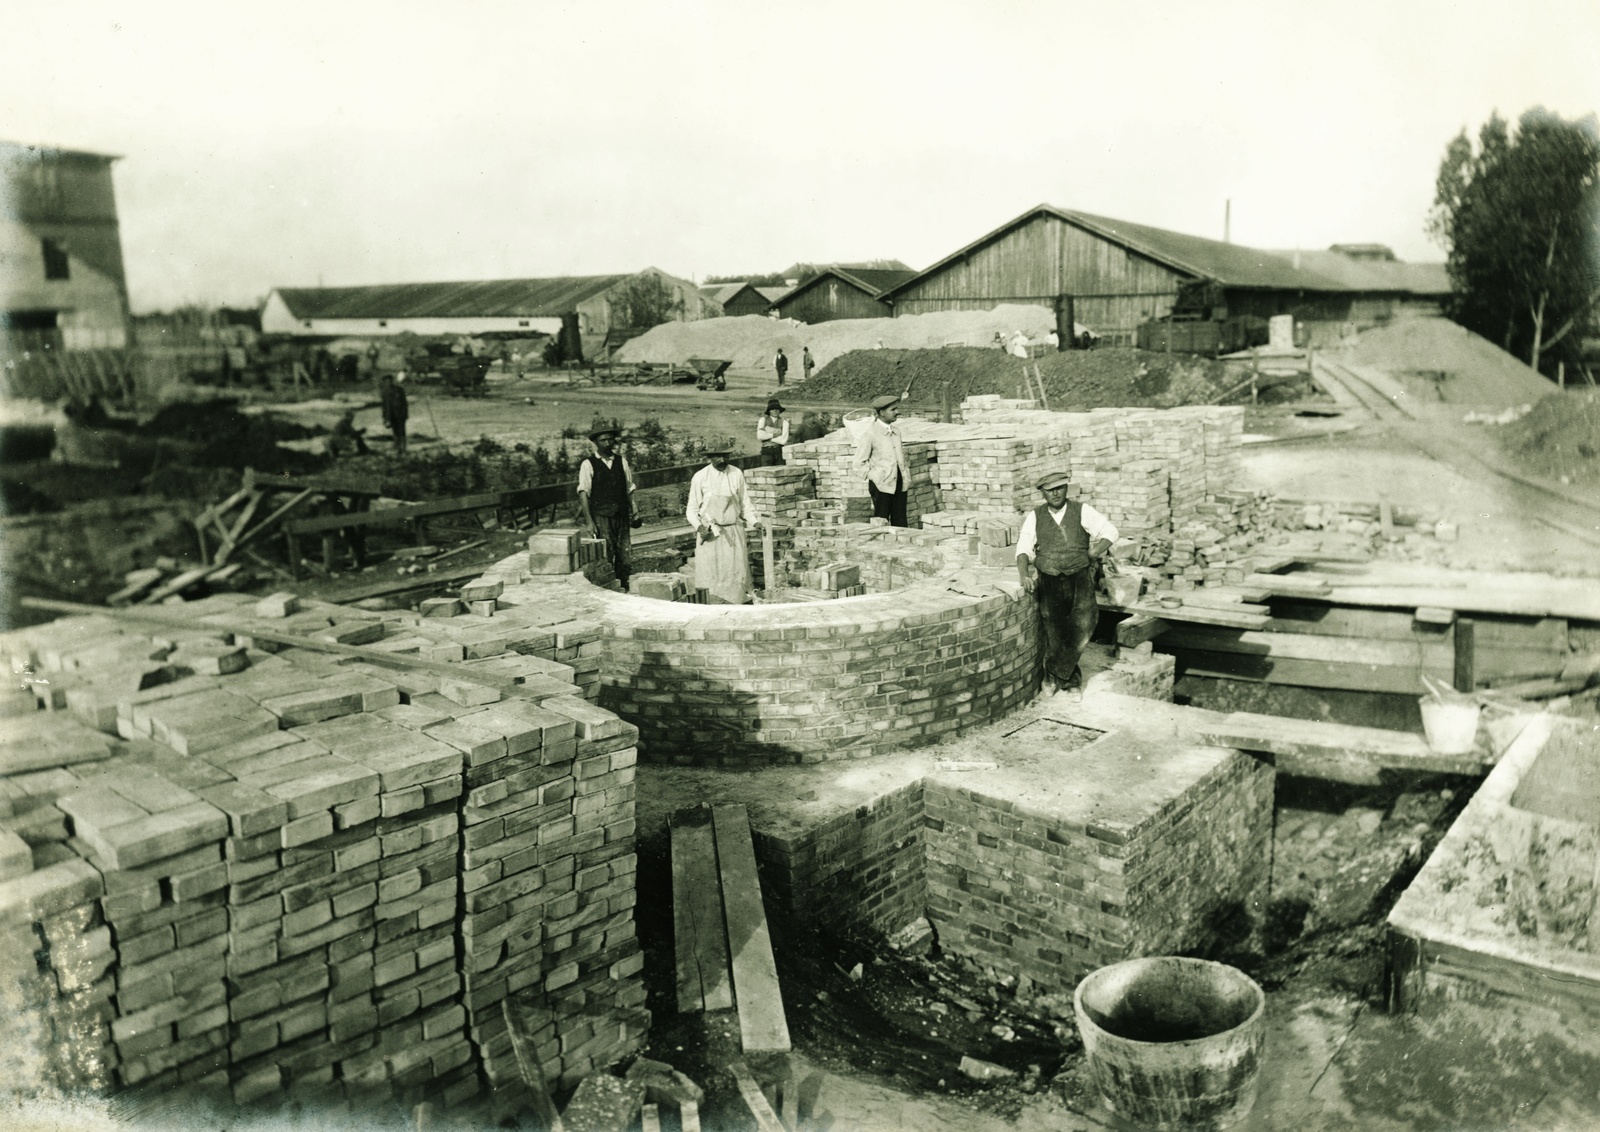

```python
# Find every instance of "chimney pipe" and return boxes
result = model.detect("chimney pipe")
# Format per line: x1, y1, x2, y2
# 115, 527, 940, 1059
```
1224, 199, 1231, 244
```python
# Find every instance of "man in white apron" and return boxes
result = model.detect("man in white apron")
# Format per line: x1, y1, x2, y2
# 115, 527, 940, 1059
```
686, 449, 759, 604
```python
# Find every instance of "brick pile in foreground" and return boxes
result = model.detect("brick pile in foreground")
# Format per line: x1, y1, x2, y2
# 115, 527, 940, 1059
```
0, 594, 646, 1112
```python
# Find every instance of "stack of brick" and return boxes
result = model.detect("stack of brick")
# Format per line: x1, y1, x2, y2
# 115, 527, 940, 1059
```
628, 574, 691, 602
57, 764, 234, 1093
455, 697, 647, 1093
919, 510, 985, 538
744, 466, 815, 526
527, 529, 608, 576
1108, 410, 1207, 527
975, 515, 1022, 568
0, 834, 113, 1093
932, 433, 1068, 515
0, 599, 648, 1114
783, 432, 939, 526
782, 525, 948, 596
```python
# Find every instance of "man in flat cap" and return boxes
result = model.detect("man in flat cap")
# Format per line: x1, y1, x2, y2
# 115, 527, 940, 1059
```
1015, 470, 1118, 689
578, 425, 636, 586
686, 448, 759, 603
857, 394, 910, 527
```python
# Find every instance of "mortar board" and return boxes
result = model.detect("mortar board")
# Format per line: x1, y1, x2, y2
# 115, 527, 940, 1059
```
870, 394, 899, 411
1036, 470, 1072, 491
588, 426, 622, 441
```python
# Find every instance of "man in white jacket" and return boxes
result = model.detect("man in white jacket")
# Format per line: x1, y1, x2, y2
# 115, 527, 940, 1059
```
686, 449, 759, 604
856, 394, 910, 527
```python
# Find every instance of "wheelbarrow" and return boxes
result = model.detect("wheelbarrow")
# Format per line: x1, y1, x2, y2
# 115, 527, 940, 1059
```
687, 357, 732, 391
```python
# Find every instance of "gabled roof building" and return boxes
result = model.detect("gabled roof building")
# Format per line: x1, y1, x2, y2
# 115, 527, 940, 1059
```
769, 266, 918, 323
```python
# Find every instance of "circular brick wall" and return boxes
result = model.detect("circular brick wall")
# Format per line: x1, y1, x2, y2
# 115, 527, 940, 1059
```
598, 580, 1040, 765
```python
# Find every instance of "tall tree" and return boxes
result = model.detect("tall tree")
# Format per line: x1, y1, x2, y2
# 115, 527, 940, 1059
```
1428, 108, 1600, 378
610, 273, 685, 329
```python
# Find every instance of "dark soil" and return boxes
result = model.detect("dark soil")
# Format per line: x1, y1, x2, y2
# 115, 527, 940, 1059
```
787, 347, 1229, 410
1498, 388, 1600, 487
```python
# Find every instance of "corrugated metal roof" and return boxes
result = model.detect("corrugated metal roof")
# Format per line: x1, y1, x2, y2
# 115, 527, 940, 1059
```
879, 205, 1450, 299
273, 276, 632, 320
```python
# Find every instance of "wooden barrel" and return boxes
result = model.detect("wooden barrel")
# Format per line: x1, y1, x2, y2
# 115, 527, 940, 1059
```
1074, 957, 1265, 1131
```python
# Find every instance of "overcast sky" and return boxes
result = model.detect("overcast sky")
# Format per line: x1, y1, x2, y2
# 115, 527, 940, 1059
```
4, 0, 1598, 312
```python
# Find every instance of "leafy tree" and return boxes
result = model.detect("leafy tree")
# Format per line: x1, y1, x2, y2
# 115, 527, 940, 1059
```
1428, 108, 1600, 377
609, 273, 685, 330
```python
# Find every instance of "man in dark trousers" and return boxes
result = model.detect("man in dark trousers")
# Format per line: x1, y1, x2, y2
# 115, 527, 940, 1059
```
577, 425, 636, 586
379, 372, 409, 454
1014, 470, 1119, 689
774, 348, 789, 387
856, 393, 910, 527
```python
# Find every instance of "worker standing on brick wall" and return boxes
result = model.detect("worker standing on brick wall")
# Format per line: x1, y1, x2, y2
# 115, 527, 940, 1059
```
858, 393, 910, 527
578, 425, 637, 587
756, 397, 789, 465
1015, 470, 1118, 689
686, 449, 759, 603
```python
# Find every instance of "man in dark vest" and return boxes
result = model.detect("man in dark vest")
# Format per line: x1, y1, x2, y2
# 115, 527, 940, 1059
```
577, 426, 637, 586
1015, 470, 1119, 689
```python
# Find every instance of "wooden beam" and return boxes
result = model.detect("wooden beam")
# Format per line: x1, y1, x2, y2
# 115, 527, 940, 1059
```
235, 489, 316, 552
713, 805, 791, 1053
1454, 617, 1476, 692
1115, 613, 1169, 648
727, 1062, 787, 1132
1414, 606, 1456, 625
670, 807, 733, 1013
1193, 711, 1488, 782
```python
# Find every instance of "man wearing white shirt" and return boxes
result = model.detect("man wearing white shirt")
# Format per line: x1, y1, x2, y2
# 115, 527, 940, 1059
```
1015, 470, 1118, 688
686, 449, 759, 604
577, 426, 636, 586
857, 394, 911, 527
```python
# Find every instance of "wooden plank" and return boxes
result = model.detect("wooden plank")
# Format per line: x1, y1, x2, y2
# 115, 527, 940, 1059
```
1113, 601, 1268, 630
215, 490, 265, 564
1174, 591, 1270, 614
712, 805, 791, 1053
1244, 572, 1332, 595
640, 1105, 662, 1132
235, 488, 316, 551
1115, 613, 1169, 648
670, 808, 733, 1013
727, 1062, 787, 1132
502, 998, 567, 1132
1175, 647, 1440, 696
1414, 606, 1456, 625
1159, 625, 1453, 669
1454, 618, 1475, 692
137, 566, 212, 605
1193, 711, 1487, 781
679, 1101, 701, 1132
1265, 600, 1452, 641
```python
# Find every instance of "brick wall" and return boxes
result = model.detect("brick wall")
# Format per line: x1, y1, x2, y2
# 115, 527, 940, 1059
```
0, 598, 646, 1110
920, 738, 1273, 993
754, 782, 927, 937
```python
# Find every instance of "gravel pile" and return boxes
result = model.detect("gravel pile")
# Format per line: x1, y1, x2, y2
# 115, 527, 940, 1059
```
787, 346, 1229, 410
1348, 316, 1554, 407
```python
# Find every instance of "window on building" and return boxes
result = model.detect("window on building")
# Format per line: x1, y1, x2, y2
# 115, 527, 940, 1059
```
303, 320, 312, 328
41, 238, 70, 280
518, 320, 529, 327
378, 320, 388, 327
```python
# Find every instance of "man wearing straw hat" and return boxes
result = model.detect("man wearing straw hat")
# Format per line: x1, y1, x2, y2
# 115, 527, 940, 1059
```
686, 448, 759, 604
1016, 470, 1118, 689
577, 425, 637, 587
857, 393, 910, 527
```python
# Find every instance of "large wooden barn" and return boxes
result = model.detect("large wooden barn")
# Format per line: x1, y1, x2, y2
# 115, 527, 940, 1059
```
770, 266, 918, 323
878, 205, 1448, 344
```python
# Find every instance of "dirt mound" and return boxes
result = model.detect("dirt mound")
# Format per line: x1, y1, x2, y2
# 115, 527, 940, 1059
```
138, 398, 326, 471
615, 305, 1058, 374
788, 346, 1229, 410
1498, 389, 1600, 487
1348, 317, 1553, 407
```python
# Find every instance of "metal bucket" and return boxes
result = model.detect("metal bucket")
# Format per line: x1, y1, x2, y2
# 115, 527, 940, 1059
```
842, 408, 874, 444
1075, 957, 1265, 1131
1420, 699, 1480, 755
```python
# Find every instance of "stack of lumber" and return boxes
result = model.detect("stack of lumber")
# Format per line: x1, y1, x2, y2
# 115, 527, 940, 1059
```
108, 561, 249, 607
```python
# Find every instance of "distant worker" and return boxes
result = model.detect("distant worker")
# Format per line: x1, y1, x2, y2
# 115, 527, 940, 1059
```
1009, 330, 1030, 358
992, 331, 1006, 350
857, 394, 910, 527
366, 342, 381, 375
774, 347, 789, 387
686, 449, 759, 604
380, 372, 409, 455
756, 397, 790, 465
577, 425, 637, 587
802, 346, 815, 382
1015, 470, 1119, 690
327, 410, 369, 458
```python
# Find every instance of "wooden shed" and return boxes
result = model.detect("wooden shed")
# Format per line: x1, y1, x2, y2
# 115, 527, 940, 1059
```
701, 282, 774, 318
879, 205, 1448, 345
770, 267, 917, 324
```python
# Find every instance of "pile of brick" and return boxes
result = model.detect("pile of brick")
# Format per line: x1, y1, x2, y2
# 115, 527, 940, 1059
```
527, 529, 609, 576
628, 574, 701, 603
0, 594, 647, 1112
781, 523, 949, 597
782, 431, 939, 526
932, 433, 1068, 514
744, 466, 815, 526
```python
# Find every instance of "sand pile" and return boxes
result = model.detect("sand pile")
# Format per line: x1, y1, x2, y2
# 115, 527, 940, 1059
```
789, 347, 1228, 410
615, 304, 1057, 374
1347, 316, 1553, 407
1499, 389, 1600, 487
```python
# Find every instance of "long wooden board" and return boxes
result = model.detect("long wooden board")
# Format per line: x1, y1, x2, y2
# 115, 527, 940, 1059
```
670, 808, 733, 1013
1176, 647, 1439, 696
1109, 601, 1269, 630
1193, 711, 1487, 782
728, 1061, 788, 1132
713, 804, 791, 1053
1159, 625, 1455, 669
